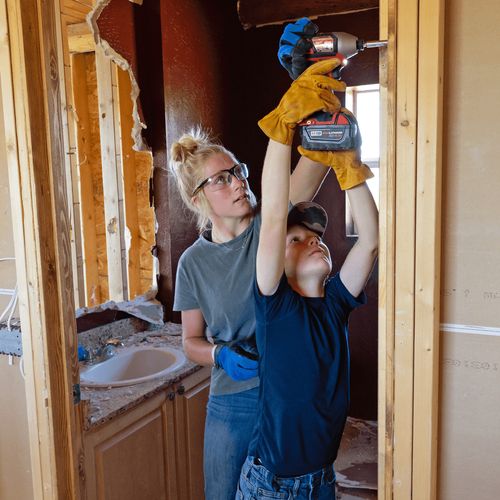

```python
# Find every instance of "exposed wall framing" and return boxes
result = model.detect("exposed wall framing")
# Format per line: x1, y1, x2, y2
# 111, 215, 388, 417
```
0, 0, 83, 496
378, 0, 444, 498
63, 14, 155, 307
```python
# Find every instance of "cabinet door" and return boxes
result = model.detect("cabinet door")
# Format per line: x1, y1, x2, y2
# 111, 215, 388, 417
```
175, 368, 211, 500
84, 393, 177, 500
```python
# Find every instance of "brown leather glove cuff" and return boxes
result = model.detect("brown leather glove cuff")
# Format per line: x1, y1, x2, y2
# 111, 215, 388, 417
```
258, 109, 295, 145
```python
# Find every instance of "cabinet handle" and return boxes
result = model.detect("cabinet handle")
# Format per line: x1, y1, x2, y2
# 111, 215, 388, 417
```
177, 385, 185, 395
167, 392, 175, 401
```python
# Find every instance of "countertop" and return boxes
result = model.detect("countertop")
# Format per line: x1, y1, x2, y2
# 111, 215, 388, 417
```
80, 322, 207, 430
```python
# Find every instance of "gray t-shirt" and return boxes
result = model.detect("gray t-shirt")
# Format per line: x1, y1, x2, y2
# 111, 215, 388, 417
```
173, 211, 262, 395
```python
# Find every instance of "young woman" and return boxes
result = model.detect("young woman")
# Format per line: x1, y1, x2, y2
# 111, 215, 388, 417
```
168, 60, 341, 500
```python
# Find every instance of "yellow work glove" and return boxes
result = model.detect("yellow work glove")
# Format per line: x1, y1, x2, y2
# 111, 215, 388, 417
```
258, 59, 346, 145
298, 109, 374, 190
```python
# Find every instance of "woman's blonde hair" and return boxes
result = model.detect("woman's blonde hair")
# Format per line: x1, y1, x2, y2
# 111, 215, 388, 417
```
169, 127, 238, 233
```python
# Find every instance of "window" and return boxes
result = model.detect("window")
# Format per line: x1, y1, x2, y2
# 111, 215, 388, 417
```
345, 84, 380, 237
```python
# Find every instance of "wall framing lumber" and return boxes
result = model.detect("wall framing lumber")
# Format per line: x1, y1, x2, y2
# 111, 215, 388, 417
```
378, 0, 444, 498
67, 22, 95, 54
71, 52, 103, 306
377, 0, 395, 497
111, 63, 129, 300
393, 0, 418, 496
95, 44, 125, 302
57, 8, 85, 309
412, 0, 444, 496
116, 65, 141, 299
1, 0, 82, 497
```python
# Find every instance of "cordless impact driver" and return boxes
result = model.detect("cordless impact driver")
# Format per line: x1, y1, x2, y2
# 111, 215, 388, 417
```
297, 32, 386, 151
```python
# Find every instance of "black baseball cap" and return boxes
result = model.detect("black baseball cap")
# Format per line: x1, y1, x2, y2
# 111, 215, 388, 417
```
287, 201, 328, 238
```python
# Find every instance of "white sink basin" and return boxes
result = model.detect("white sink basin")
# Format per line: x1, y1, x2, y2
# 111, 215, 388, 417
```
80, 346, 186, 388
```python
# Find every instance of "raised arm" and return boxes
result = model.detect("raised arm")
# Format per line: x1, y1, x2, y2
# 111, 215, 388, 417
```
339, 183, 379, 297
256, 59, 344, 295
256, 141, 292, 295
290, 156, 329, 204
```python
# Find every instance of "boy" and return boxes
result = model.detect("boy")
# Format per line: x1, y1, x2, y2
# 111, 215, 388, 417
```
236, 60, 378, 499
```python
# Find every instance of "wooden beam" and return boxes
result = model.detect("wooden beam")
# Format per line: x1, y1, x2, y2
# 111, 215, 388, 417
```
95, 45, 125, 302
412, 0, 444, 497
392, 0, 419, 497
67, 22, 95, 53
116, 66, 141, 299
237, 0, 378, 28
111, 63, 129, 300
378, 0, 396, 497
59, 14, 86, 309
1, 0, 82, 497
71, 53, 103, 306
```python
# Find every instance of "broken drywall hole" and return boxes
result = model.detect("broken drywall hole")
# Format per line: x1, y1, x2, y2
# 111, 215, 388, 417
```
87, 0, 148, 153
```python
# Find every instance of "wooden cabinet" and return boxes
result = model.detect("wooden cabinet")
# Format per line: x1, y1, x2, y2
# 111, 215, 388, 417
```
83, 367, 211, 500
174, 368, 211, 500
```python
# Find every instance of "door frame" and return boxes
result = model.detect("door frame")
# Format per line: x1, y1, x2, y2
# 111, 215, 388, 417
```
378, 0, 444, 498
0, 0, 82, 497
0, 0, 444, 498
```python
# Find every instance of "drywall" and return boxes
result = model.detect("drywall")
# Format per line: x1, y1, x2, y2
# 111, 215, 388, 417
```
0, 357, 32, 499
0, 85, 17, 317
441, 0, 500, 327
439, 329, 500, 499
439, 0, 500, 497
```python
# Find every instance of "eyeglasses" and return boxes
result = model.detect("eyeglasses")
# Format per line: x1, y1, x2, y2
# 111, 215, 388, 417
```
192, 163, 249, 197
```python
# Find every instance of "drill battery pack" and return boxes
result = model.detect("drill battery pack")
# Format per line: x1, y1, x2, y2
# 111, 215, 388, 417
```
299, 110, 361, 151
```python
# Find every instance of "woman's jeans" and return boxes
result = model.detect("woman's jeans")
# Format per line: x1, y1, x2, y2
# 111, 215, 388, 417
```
236, 456, 336, 500
204, 386, 259, 500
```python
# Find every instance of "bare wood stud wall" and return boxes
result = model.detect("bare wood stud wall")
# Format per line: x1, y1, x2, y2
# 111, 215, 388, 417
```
412, 0, 444, 496
379, 0, 444, 499
95, 45, 125, 302
2, 0, 83, 496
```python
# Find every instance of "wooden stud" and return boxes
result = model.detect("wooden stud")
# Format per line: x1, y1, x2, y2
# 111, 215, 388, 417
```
71, 53, 103, 306
412, 0, 444, 497
378, 0, 396, 497
116, 66, 142, 299
57, 11, 86, 309
67, 22, 95, 53
392, 0, 419, 497
1, 0, 82, 496
111, 62, 129, 300
95, 45, 125, 302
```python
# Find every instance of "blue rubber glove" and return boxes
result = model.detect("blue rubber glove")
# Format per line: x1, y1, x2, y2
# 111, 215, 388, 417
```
214, 345, 258, 381
278, 17, 318, 80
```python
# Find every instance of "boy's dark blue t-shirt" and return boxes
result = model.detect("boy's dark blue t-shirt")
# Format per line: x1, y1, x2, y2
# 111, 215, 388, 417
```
248, 272, 366, 477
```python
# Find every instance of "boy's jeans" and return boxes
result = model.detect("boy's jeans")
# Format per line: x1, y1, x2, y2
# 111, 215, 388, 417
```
204, 387, 259, 500
236, 456, 336, 500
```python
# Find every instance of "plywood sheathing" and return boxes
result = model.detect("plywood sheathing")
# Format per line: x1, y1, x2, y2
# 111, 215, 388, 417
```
237, 0, 378, 29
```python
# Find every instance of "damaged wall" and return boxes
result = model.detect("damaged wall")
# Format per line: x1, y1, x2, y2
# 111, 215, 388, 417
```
439, 0, 500, 497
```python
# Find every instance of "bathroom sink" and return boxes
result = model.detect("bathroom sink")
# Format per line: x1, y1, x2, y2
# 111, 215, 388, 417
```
80, 345, 186, 388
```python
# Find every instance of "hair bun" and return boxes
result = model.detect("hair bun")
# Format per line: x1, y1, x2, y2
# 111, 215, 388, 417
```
170, 127, 214, 163
170, 137, 197, 163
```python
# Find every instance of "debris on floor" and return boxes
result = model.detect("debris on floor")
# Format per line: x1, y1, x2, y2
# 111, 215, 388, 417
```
336, 416, 377, 497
